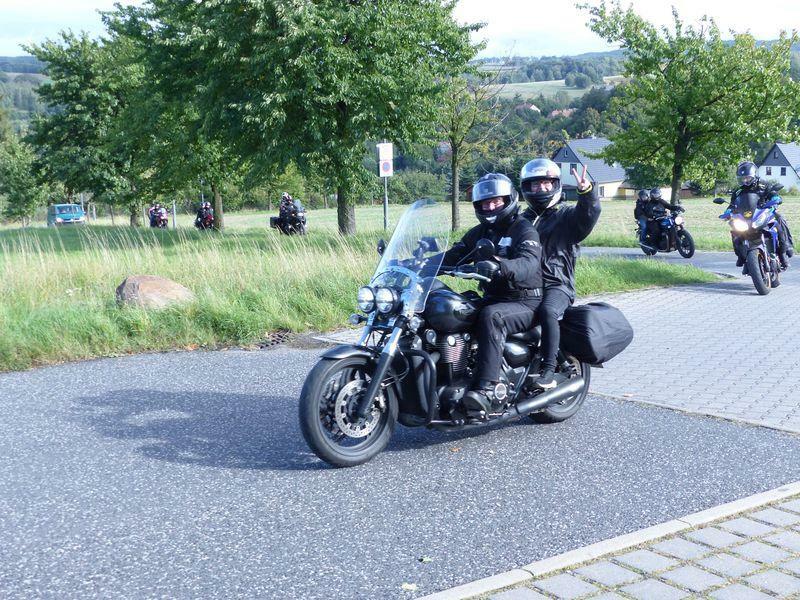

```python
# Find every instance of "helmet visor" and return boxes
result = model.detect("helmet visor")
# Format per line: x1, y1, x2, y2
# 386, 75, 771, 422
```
472, 178, 514, 203
738, 175, 755, 186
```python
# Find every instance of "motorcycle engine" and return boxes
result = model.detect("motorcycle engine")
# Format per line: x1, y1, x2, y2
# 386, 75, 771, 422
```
424, 331, 470, 377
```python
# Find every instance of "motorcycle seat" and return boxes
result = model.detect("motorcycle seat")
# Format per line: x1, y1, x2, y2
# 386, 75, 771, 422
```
508, 326, 541, 344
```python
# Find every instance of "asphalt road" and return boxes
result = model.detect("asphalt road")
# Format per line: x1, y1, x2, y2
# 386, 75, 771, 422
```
2, 346, 800, 599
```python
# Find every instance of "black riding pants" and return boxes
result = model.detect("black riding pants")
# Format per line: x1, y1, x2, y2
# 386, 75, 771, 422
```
475, 297, 541, 384
539, 288, 572, 372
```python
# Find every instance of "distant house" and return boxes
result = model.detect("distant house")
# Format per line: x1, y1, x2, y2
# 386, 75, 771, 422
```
548, 108, 576, 119
758, 142, 800, 189
550, 137, 629, 200
515, 102, 541, 114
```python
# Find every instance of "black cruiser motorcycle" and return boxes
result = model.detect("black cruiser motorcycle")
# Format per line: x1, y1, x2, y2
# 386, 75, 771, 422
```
299, 200, 632, 467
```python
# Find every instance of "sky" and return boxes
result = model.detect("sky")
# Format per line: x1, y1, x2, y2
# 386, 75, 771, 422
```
0, 0, 798, 57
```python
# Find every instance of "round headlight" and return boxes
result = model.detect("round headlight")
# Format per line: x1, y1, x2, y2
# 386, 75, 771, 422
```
374, 287, 398, 314
674, 215, 684, 225
732, 219, 749, 232
357, 286, 375, 313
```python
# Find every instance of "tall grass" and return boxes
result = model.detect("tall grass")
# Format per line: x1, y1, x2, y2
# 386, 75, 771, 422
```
0, 225, 716, 372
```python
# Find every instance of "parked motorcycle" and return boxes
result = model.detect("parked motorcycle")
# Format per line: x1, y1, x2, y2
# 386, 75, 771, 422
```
298, 199, 632, 467
637, 210, 694, 258
714, 191, 784, 295
270, 210, 307, 235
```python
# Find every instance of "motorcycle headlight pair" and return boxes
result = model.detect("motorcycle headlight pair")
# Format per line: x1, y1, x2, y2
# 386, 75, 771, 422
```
731, 218, 750, 232
357, 286, 400, 314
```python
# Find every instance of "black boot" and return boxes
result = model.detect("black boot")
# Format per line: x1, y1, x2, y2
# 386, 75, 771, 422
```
736, 255, 745, 267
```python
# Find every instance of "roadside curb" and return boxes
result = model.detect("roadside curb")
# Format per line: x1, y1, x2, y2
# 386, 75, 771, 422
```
590, 390, 800, 436
418, 480, 800, 600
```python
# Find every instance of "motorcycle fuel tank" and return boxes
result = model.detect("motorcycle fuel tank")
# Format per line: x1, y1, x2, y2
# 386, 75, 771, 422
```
423, 288, 479, 332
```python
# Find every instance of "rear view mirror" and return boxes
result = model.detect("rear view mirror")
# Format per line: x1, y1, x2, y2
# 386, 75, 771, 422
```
713, 198, 726, 205
476, 238, 496, 260
377, 239, 386, 256
419, 236, 440, 253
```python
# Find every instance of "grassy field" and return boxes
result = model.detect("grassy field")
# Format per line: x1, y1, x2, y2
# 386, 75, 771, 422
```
489, 75, 625, 100
0, 218, 716, 372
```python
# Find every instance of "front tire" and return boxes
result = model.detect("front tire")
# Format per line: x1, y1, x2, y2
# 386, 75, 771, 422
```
677, 230, 695, 258
746, 249, 771, 295
299, 356, 397, 467
530, 356, 591, 423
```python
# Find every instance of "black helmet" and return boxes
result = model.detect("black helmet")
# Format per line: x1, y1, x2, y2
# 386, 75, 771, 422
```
736, 161, 758, 188
637, 189, 649, 201
649, 188, 662, 200
471, 173, 518, 226
281, 192, 291, 201
520, 158, 563, 213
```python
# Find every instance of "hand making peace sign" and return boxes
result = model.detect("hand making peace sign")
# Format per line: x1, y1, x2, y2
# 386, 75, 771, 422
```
571, 164, 590, 192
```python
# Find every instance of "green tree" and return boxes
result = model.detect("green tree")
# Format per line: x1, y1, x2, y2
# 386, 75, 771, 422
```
438, 73, 506, 231
111, 0, 477, 234
24, 33, 121, 205
582, 2, 800, 203
0, 136, 50, 226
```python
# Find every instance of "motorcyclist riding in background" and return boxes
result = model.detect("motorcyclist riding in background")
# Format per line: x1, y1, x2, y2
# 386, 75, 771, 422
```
438, 173, 544, 415
729, 160, 794, 268
634, 189, 650, 243
521, 158, 601, 390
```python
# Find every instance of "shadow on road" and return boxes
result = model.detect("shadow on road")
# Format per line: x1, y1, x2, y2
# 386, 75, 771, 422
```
71, 388, 516, 471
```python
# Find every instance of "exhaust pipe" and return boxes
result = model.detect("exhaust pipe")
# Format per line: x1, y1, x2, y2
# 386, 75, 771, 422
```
427, 377, 586, 431
508, 377, 585, 418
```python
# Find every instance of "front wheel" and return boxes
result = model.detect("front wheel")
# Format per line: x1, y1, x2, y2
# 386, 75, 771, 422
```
677, 229, 695, 258
530, 356, 591, 423
299, 356, 397, 467
746, 249, 771, 295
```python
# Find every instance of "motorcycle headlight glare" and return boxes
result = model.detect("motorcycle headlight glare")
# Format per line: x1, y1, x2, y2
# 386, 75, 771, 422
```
357, 286, 375, 313
674, 215, 684, 225
751, 211, 770, 229
731, 219, 749, 232
374, 287, 399, 314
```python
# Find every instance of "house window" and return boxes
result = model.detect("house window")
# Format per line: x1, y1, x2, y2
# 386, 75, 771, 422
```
775, 150, 779, 158
599, 186, 605, 197
781, 167, 787, 176
570, 163, 577, 173
766, 167, 772, 176
564, 149, 570, 157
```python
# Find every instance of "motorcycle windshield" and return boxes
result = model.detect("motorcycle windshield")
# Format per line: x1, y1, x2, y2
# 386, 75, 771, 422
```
370, 199, 450, 314
732, 193, 759, 215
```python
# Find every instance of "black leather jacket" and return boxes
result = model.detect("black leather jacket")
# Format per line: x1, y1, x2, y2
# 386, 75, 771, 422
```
522, 185, 601, 301
441, 211, 543, 300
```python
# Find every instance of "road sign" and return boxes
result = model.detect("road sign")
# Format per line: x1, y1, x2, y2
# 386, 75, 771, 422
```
379, 159, 394, 177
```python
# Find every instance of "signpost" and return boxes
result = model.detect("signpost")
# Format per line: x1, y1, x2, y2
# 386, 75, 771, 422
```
376, 142, 394, 230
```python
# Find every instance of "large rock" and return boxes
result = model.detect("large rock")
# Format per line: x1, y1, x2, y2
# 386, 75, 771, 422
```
116, 275, 195, 309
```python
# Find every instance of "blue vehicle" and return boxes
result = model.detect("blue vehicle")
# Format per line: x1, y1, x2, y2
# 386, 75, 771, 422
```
714, 186, 784, 295
637, 209, 694, 258
47, 204, 86, 227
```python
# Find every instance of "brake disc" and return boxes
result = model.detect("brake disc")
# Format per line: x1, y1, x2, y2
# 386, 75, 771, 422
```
333, 379, 386, 438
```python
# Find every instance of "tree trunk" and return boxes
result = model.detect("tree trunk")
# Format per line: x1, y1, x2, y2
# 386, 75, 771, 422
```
670, 160, 683, 205
450, 150, 460, 232
129, 203, 140, 227
337, 184, 356, 235
211, 182, 224, 230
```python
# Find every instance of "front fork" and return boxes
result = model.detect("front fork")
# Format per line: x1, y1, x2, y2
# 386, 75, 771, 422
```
354, 325, 404, 420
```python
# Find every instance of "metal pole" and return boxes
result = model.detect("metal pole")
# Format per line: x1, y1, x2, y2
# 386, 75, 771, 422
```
383, 176, 388, 231
172, 199, 177, 230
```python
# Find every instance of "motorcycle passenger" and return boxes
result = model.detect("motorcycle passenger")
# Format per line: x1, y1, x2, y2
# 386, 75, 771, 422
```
521, 159, 601, 390
195, 201, 214, 227
729, 161, 794, 268
439, 173, 544, 415
149, 203, 164, 227
644, 187, 684, 243
634, 189, 649, 243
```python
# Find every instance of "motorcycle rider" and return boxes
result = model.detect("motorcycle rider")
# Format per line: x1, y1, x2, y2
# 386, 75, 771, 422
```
634, 189, 649, 243
438, 173, 544, 415
195, 201, 214, 228
149, 203, 165, 227
729, 160, 794, 268
521, 160, 601, 390
644, 187, 684, 244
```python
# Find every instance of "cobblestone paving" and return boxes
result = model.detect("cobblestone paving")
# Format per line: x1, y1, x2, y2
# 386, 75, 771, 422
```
488, 497, 800, 600
587, 251, 800, 434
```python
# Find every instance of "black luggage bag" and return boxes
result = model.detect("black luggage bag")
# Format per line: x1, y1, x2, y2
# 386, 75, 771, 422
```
559, 302, 633, 365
